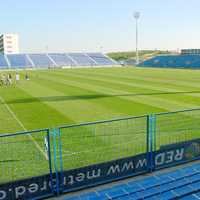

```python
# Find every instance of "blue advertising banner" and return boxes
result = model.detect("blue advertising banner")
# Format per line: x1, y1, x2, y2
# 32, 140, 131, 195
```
155, 138, 200, 169
60, 153, 149, 193
1, 138, 200, 200
0, 175, 54, 200
60, 138, 200, 193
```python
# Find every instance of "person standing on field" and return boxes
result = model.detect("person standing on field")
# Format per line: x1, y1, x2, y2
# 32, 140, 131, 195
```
0, 74, 4, 86
1, 74, 6, 85
16, 72, 20, 83
8, 73, 12, 85
25, 73, 30, 80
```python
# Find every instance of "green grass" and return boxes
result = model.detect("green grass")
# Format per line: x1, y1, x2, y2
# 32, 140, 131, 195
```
1, 66, 200, 184
107, 50, 170, 61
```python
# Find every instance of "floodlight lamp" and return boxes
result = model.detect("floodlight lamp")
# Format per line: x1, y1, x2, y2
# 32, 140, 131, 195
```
134, 12, 140, 19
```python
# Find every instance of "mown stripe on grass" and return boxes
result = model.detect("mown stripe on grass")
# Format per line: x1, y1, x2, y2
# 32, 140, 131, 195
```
17, 77, 140, 122
0, 97, 21, 133
31, 71, 166, 117
0, 86, 74, 131
56, 69, 200, 100
40, 70, 199, 111
0, 95, 48, 159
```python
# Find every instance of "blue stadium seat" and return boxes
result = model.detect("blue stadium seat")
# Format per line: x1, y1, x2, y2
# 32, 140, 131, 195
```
153, 191, 177, 200
80, 192, 100, 200
104, 188, 127, 199
0, 53, 117, 69
190, 181, 200, 191
64, 162, 200, 200
187, 174, 200, 183
65, 197, 80, 200
0, 54, 9, 68
7, 54, 32, 68
48, 53, 76, 66
194, 191, 200, 197
137, 176, 160, 188
68, 53, 96, 66
139, 55, 200, 69
28, 54, 55, 67
87, 53, 116, 65
181, 195, 199, 200
174, 185, 194, 197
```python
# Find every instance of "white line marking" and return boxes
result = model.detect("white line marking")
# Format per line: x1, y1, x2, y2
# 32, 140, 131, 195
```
0, 96, 48, 160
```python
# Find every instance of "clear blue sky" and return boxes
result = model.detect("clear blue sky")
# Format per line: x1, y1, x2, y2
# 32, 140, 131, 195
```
1, 0, 200, 53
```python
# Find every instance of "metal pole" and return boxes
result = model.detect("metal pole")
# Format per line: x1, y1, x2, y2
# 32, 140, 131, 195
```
136, 17, 139, 64
134, 12, 140, 65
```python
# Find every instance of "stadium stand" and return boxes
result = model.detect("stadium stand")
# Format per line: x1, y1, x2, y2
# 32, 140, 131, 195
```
139, 55, 200, 69
68, 53, 96, 66
48, 53, 76, 67
0, 53, 118, 69
0, 54, 9, 69
7, 54, 32, 68
28, 54, 55, 68
63, 162, 200, 200
87, 53, 117, 66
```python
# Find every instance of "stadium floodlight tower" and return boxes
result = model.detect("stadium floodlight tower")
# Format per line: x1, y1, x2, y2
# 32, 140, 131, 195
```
134, 11, 140, 65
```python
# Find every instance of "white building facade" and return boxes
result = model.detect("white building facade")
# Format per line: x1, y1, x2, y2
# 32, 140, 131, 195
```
0, 34, 19, 54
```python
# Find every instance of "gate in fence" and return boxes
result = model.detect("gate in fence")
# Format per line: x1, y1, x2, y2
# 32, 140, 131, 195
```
0, 109, 200, 200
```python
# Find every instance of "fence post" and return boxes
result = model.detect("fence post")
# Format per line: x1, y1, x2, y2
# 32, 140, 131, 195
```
58, 128, 63, 193
148, 114, 153, 172
147, 115, 150, 172
47, 129, 53, 193
153, 114, 156, 157
148, 114, 156, 172
152, 114, 156, 171
52, 128, 60, 195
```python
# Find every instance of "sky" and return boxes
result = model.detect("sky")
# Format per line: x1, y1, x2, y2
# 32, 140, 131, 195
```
1, 0, 200, 53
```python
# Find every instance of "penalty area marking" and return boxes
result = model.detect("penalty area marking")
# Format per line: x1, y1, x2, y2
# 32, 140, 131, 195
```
0, 95, 48, 160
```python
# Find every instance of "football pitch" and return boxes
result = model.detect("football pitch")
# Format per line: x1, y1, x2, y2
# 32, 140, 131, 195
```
1, 66, 200, 184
